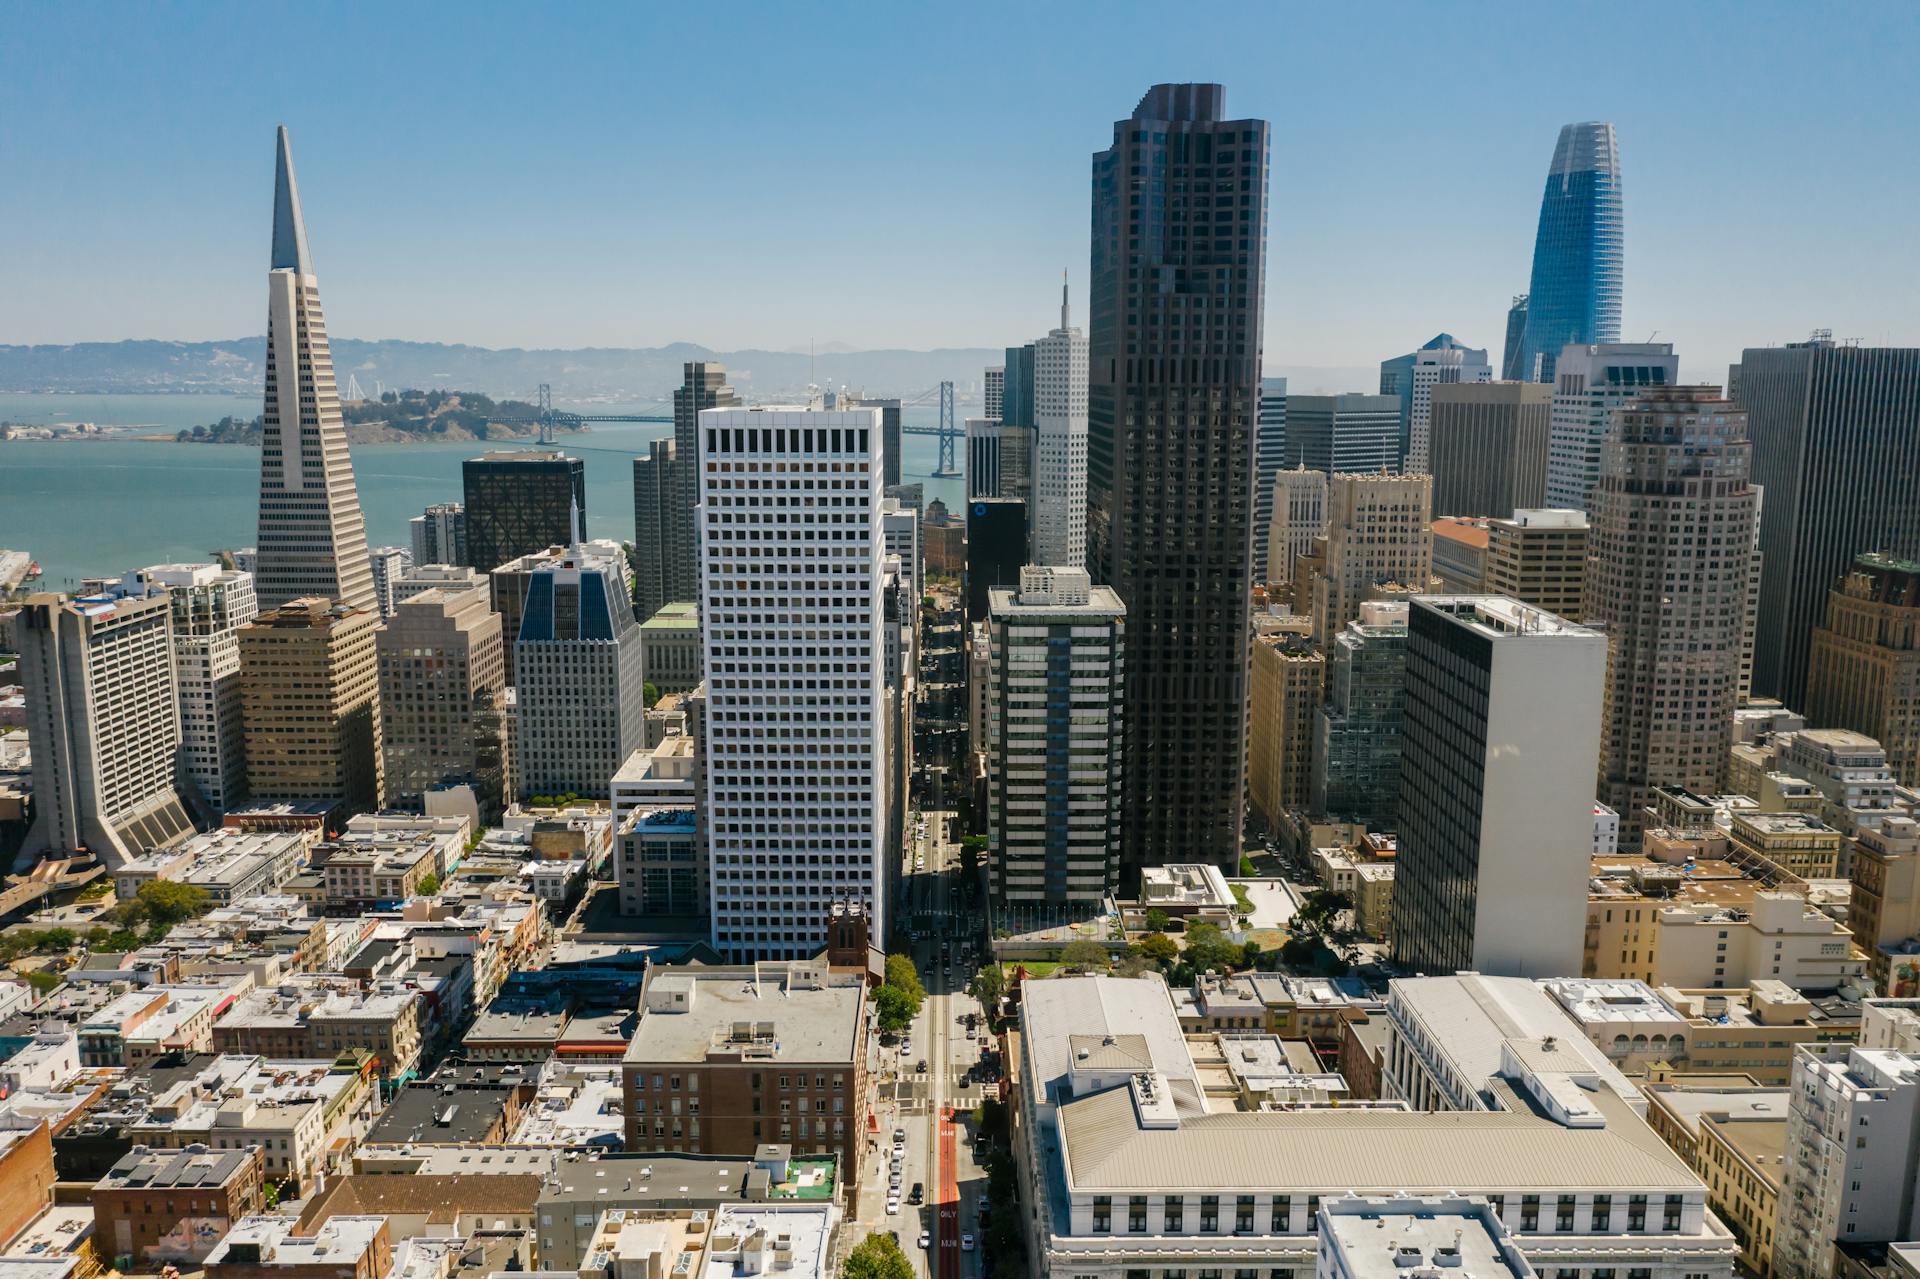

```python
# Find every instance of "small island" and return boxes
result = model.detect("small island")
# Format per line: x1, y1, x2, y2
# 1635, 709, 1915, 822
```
174, 389, 573, 445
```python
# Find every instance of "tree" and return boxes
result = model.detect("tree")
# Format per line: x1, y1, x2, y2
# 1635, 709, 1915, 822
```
840, 1232, 913, 1279
643, 681, 661, 707
1135, 932, 1179, 966
1238, 855, 1258, 877
1182, 921, 1244, 974
873, 984, 918, 1035
1059, 939, 1109, 972
417, 873, 441, 895
968, 963, 1005, 1011
1143, 907, 1172, 933
135, 880, 210, 927
884, 954, 925, 1003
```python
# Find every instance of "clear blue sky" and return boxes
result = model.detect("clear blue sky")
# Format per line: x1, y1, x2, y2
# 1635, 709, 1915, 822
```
3, 1, 1916, 384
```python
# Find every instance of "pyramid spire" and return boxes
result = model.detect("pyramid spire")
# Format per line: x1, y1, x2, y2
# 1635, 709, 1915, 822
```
271, 125, 314, 274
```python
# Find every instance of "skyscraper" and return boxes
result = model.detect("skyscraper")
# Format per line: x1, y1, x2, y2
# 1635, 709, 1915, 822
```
985, 566, 1125, 920
251, 127, 376, 614
511, 532, 648, 803
1511, 122, 1623, 385
126, 563, 259, 814
1545, 342, 1677, 511
1500, 294, 1529, 381
1390, 596, 1605, 977
1379, 335, 1491, 474
631, 436, 677, 622
1247, 631, 1323, 826
1312, 473, 1433, 643
982, 366, 1004, 419
1734, 339, 1920, 708
1089, 84, 1267, 875
1285, 394, 1401, 476
366, 546, 409, 620
1428, 381, 1552, 518
1586, 386, 1757, 847
378, 580, 506, 815
1485, 509, 1589, 623
1266, 466, 1327, 587
1313, 600, 1409, 828
239, 596, 384, 820
408, 502, 466, 567
1807, 553, 1920, 788
699, 406, 887, 959
670, 363, 740, 605
462, 450, 587, 576
1030, 280, 1088, 568
965, 418, 1032, 501
1254, 377, 1288, 579
18, 589, 197, 867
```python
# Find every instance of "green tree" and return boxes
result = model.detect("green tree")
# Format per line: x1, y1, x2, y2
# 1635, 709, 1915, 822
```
1181, 922, 1244, 974
873, 984, 919, 1034
840, 1232, 913, 1279
135, 880, 212, 927
417, 873, 441, 895
884, 954, 925, 1003
37, 927, 74, 953
1059, 939, 1110, 972
968, 963, 1005, 1011
24, 969, 60, 995
1134, 932, 1179, 966
1238, 855, 1258, 877
1143, 907, 1172, 933
644, 681, 661, 707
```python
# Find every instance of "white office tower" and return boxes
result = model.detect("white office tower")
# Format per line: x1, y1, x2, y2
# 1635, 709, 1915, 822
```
986, 566, 1125, 921
1255, 377, 1288, 577
1776, 1046, 1920, 1279
1407, 344, 1492, 474
1030, 281, 1089, 567
511, 517, 647, 802
18, 589, 196, 868
251, 127, 376, 613
1545, 343, 1679, 511
983, 366, 1004, 419
1391, 596, 1606, 977
124, 563, 259, 813
366, 546, 411, 620
880, 498, 920, 602
699, 406, 888, 959
1267, 465, 1328, 586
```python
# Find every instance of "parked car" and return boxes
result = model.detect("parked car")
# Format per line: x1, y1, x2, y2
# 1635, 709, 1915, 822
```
909, 1182, 924, 1204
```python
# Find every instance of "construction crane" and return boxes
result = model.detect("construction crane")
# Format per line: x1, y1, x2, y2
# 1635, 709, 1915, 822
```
899, 381, 959, 476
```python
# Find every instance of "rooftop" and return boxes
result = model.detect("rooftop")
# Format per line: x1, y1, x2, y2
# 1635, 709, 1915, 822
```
1321, 1197, 1533, 1279
639, 602, 699, 632
625, 964, 865, 1066
99, 1144, 255, 1190
1416, 594, 1599, 640
205, 1215, 388, 1269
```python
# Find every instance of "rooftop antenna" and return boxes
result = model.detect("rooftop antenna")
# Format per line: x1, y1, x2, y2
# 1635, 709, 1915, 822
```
1061, 269, 1071, 331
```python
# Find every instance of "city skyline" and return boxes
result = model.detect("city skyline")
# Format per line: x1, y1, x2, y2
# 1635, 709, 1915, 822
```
3, 4, 1917, 384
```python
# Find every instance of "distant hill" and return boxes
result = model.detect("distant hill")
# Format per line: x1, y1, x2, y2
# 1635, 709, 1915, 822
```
0, 337, 1007, 402
173, 390, 551, 446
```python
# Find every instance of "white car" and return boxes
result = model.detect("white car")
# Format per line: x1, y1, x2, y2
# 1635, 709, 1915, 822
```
919, 1230, 931, 1250
961, 1233, 976, 1251
900, 1041, 912, 1057
886, 1195, 900, 1214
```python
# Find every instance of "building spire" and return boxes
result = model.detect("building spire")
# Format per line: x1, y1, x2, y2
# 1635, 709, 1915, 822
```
1060, 270, 1071, 331
271, 125, 314, 274
568, 492, 583, 559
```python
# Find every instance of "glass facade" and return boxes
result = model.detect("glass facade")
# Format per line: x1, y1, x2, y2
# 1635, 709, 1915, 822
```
1514, 122, 1622, 384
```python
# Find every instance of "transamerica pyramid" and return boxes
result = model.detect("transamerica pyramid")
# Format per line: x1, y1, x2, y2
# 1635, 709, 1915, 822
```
252, 125, 376, 613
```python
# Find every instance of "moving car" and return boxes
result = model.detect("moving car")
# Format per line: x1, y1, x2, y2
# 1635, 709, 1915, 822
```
961, 1233, 976, 1252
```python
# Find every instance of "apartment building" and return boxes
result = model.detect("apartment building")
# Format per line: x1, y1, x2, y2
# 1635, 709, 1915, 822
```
1776, 1047, 1920, 1279
1247, 632, 1324, 827
127, 563, 260, 813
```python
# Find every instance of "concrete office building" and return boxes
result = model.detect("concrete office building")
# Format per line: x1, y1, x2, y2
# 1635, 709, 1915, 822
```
1486, 509, 1588, 622
982, 366, 1003, 419
1737, 340, 1920, 709
1429, 381, 1553, 518
698, 406, 887, 959
251, 128, 376, 614
880, 498, 919, 603
462, 450, 586, 577
1381, 335, 1493, 474
377, 583, 506, 814
1287, 393, 1401, 476
1089, 83, 1267, 874
1247, 632, 1324, 827
984, 566, 1124, 918
239, 597, 384, 819
638, 601, 701, 696
965, 417, 1033, 502
669, 363, 739, 605
490, 539, 631, 686
1545, 343, 1678, 511
511, 532, 647, 803
18, 590, 196, 867
1775, 1046, 1920, 1279
1312, 473, 1433, 643
391, 562, 485, 606
126, 563, 259, 813
1030, 282, 1089, 568
1254, 377, 1288, 579
1266, 465, 1327, 586
408, 501, 466, 567
1391, 596, 1606, 977
365, 546, 409, 621
1315, 601, 1409, 828
630, 436, 676, 623
1587, 387, 1758, 848
1431, 516, 1490, 592
1808, 553, 1920, 786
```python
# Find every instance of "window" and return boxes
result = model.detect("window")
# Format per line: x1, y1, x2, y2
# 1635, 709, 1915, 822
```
1663, 1195, 1683, 1230
1628, 1195, 1647, 1230
1200, 1196, 1220, 1231
1592, 1195, 1611, 1231
1237, 1196, 1255, 1232
1521, 1196, 1539, 1231
1092, 1197, 1111, 1233
1128, 1197, 1148, 1232
1557, 1195, 1575, 1231
1271, 1197, 1290, 1232
1165, 1197, 1183, 1232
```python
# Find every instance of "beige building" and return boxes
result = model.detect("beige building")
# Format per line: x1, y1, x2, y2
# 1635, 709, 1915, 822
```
1588, 388, 1758, 849
1247, 632, 1323, 826
376, 583, 505, 813
1485, 509, 1588, 623
1265, 466, 1328, 586
1807, 554, 1920, 787
1311, 472, 1433, 643
1428, 380, 1553, 518
1727, 810, 1844, 879
1430, 517, 1489, 591
1643, 1081, 1787, 1275
1657, 984, 1860, 1086
241, 597, 384, 818
1587, 856, 1864, 992
1850, 816, 1920, 993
